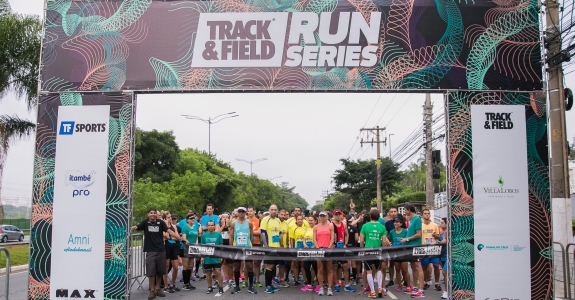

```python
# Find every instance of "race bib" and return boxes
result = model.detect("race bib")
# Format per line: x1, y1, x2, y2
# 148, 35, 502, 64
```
237, 237, 247, 246
336, 242, 344, 248
221, 231, 230, 239
272, 235, 280, 243
306, 241, 314, 248
425, 238, 434, 244
296, 241, 304, 248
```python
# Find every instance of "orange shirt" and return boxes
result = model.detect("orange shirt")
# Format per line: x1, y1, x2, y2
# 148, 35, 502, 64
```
249, 216, 261, 245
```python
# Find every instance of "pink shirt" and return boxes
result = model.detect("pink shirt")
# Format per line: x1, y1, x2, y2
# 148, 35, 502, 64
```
316, 223, 331, 248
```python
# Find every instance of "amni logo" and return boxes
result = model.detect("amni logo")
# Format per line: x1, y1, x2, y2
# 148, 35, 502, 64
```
55, 288, 96, 298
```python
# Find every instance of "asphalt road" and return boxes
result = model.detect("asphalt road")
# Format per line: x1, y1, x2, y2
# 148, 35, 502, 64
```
0, 236, 30, 246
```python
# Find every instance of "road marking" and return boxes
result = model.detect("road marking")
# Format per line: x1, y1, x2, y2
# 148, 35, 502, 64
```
388, 291, 398, 299
215, 285, 230, 297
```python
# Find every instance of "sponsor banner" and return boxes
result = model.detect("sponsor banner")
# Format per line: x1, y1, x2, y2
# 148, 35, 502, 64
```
184, 244, 444, 261
51, 106, 110, 300
471, 105, 531, 299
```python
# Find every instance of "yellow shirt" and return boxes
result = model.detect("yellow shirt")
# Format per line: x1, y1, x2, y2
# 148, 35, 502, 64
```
260, 216, 282, 248
303, 227, 314, 248
291, 226, 307, 248
281, 221, 289, 247
287, 217, 310, 231
422, 221, 439, 245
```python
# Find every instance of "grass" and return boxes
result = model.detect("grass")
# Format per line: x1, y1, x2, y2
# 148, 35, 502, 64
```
0, 244, 29, 268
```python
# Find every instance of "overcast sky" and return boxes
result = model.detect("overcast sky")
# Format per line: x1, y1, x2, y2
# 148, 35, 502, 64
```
1, 0, 574, 208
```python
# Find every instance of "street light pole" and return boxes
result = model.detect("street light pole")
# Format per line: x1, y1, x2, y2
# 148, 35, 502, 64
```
182, 112, 239, 155
235, 158, 268, 175
389, 133, 394, 159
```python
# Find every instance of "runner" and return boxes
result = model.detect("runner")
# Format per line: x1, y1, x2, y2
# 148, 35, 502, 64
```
181, 214, 200, 291
389, 216, 409, 292
346, 214, 360, 286
314, 211, 335, 296
278, 209, 290, 287
384, 208, 398, 288
131, 208, 180, 299
200, 204, 220, 231
248, 206, 263, 287
260, 205, 283, 294
162, 213, 181, 293
439, 217, 448, 299
302, 215, 318, 292
360, 209, 390, 299
420, 209, 441, 291
201, 220, 224, 295
290, 215, 307, 288
332, 209, 354, 292
400, 203, 424, 298
229, 207, 257, 294
218, 212, 233, 286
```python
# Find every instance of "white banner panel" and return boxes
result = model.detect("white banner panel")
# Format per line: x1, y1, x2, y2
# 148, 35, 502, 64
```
50, 106, 110, 300
472, 105, 531, 299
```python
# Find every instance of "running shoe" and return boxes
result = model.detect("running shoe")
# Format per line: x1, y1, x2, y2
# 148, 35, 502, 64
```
218, 287, 224, 295
365, 286, 371, 292
301, 284, 310, 291
334, 285, 340, 292
377, 288, 383, 298
294, 281, 301, 287
272, 285, 280, 292
441, 291, 448, 299
423, 282, 429, 290
396, 285, 402, 292
172, 286, 180, 292
165, 286, 174, 294
279, 281, 289, 288
367, 292, 377, 298
314, 285, 322, 293
264, 286, 275, 294
318, 287, 324, 296
435, 284, 442, 291
344, 285, 356, 292
386, 280, 394, 287
255, 281, 263, 287
403, 286, 413, 294
206, 287, 213, 294
327, 288, 333, 296
241, 282, 247, 288
411, 290, 425, 298
274, 277, 280, 283
182, 284, 191, 291
248, 287, 258, 294
231, 286, 241, 294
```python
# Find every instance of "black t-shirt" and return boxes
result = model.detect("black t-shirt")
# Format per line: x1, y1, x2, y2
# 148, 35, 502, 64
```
347, 225, 359, 246
221, 227, 230, 246
136, 219, 169, 252
384, 220, 395, 233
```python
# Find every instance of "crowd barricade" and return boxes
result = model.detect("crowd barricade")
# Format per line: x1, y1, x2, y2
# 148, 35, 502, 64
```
0, 247, 10, 300
128, 234, 145, 291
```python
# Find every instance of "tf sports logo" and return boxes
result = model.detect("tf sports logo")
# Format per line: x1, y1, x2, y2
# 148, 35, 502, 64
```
477, 244, 485, 251
59, 121, 106, 135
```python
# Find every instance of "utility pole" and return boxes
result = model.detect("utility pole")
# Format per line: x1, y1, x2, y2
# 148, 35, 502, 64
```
424, 94, 434, 219
545, 0, 572, 249
360, 126, 386, 212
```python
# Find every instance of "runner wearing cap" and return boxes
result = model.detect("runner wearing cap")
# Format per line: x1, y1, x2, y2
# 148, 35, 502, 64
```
314, 211, 335, 296
290, 215, 307, 288
360, 209, 390, 298
218, 212, 233, 286
229, 207, 257, 294
332, 209, 354, 292
260, 205, 283, 294
247, 206, 263, 288
388, 216, 409, 292
181, 214, 200, 291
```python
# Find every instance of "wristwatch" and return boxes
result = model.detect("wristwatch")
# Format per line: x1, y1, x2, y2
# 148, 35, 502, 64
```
406, 237, 410, 242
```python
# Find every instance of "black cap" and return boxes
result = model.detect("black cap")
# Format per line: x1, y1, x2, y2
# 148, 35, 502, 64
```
171, 214, 178, 219
394, 218, 402, 222
187, 215, 195, 220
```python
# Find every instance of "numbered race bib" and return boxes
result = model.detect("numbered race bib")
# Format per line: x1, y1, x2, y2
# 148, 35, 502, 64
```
221, 231, 230, 239
336, 242, 344, 248
425, 238, 434, 244
296, 240, 304, 248
306, 241, 314, 248
237, 237, 248, 246
272, 235, 280, 243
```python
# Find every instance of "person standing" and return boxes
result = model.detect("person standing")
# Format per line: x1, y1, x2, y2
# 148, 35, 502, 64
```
229, 207, 257, 294
162, 213, 181, 293
400, 203, 424, 298
200, 204, 220, 231
131, 208, 181, 299
421, 209, 441, 291
278, 209, 290, 287
290, 215, 307, 288
260, 205, 283, 294
332, 209, 354, 292
248, 206, 263, 287
389, 216, 409, 292
346, 215, 360, 286
384, 208, 398, 288
302, 215, 319, 292
218, 213, 233, 286
181, 214, 200, 291
201, 221, 224, 295
439, 218, 448, 299
314, 211, 335, 296
360, 209, 390, 299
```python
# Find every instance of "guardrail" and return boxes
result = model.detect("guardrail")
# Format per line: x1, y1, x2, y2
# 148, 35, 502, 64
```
554, 242, 569, 299
129, 234, 145, 290
0, 247, 11, 300
565, 243, 575, 299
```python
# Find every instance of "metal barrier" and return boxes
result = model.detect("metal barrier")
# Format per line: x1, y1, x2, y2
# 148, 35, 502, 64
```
554, 242, 569, 299
565, 243, 575, 299
129, 234, 146, 290
0, 247, 11, 300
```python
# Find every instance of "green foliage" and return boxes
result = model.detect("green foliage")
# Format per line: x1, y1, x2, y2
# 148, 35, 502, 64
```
400, 160, 446, 193
323, 192, 351, 210
133, 129, 309, 221
311, 203, 324, 213
332, 157, 402, 211
393, 191, 426, 204
135, 128, 180, 183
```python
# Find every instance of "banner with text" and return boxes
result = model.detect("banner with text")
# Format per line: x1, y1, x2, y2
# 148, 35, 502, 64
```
50, 106, 110, 300
184, 244, 444, 261
471, 105, 531, 299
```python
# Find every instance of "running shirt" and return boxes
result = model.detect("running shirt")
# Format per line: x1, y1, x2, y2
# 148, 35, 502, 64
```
201, 231, 222, 265
233, 219, 251, 247
347, 224, 359, 247
291, 226, 307, 248
249, 217, 261, 245
287, 217, 310, 230
221, 227, 230, 246
201, 214, 220, 227
406, 215, 422, 246
182, 222, 200, 245
165, 224, 178, 244
316, 223, 331, 248
304, 228, 314, 248
389, 228, 407, 246
260, 216, 282, 248
333, 222, 345, 248
422, 221, 439, 245
281, 220, 289, 247
136, 218, 169, 252
360, 221, 386, 248
439, 231, 447, 261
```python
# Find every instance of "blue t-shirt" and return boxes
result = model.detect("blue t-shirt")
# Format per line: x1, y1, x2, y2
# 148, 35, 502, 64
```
201, 214, 220, 227
439, 232, 447, 261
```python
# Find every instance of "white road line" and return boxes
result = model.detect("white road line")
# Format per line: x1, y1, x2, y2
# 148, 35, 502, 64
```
215, 285, 230, 297
387, 291, 398, 299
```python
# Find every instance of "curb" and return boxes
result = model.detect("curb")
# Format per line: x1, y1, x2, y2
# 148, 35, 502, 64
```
0, 264, 28, 275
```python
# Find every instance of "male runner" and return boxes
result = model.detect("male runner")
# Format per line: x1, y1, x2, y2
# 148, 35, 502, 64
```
360, 209, 390, 298
400, 203, 424, 298
421, 210, 441, 291
332, 209, 354, 292
260, 205, 283, 294
248, 206, 263, 287
201, 220, 224, 295
200, 204, 220, 231
278, 209, 290, 287
229, 207, 257, 294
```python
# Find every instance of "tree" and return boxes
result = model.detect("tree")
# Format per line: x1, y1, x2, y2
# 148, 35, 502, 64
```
323, 192, 351, 211
332, 157, 403, 211
134, 129, 180, 183
569, 135, 574, 161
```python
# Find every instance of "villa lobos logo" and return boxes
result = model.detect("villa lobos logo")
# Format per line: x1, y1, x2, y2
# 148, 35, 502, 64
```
483, 112, 513, 129
188, 245, 215, 256
297, 250, 325, 258
483, 176, 519, 194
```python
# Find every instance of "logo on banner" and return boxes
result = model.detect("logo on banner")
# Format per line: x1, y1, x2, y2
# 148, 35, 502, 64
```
58, 121, 107, 135
483, 112, 514, 129
188, 245, 215, 256
297, 250, 325, 258
412, 246, 442, 256
483, 176, 519, 195
477, 244, 509, 251
59, 121, 75, 135
477, 244, 485, 251
65, 170, 95, 188
191, 12, 381, 68
55, 288, 96, 298
245, 250, 265, 256
358, 251, 379, 256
